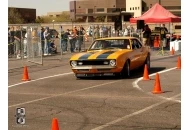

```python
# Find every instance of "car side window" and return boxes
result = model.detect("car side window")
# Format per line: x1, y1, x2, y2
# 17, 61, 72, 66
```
124, 39, 131, 49
135, 39, 142, 48
131, 39, 138, 49
131, 39, 142, 49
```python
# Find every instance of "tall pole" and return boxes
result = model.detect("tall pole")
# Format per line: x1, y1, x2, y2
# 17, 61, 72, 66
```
158, 0, 161, 4
52, 20, 55, 29
71, 19, 73, 29
94, 6, 96, 22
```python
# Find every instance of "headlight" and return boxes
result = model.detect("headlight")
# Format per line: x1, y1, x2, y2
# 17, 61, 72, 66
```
110, 60, 116, 66
71, 61, 77, 67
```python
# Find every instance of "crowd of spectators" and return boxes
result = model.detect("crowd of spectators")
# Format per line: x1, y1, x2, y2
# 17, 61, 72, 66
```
9, 24, 173, 59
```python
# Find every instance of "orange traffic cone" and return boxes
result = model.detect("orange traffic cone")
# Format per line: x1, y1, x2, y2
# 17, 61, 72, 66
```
143, 64, 150, 80
153, 36, 159, 48
52, 118, 59, 130
22, 66, 30, 81
171, 47, 174, 55
152, 73, 162, 94
177, 56, 181, 69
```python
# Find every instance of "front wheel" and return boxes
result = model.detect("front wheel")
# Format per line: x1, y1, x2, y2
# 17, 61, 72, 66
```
120, 60, 130, 78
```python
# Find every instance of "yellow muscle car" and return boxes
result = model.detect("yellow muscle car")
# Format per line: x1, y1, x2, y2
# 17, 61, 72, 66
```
70, 37, 151, 78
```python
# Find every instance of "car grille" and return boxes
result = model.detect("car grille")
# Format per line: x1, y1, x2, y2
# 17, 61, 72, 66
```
77, 60, 109, 65
77, 69, 89, 72
97, 69, 111, 71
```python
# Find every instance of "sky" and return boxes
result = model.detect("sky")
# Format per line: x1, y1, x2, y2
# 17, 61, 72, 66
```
8, 0, 71, 16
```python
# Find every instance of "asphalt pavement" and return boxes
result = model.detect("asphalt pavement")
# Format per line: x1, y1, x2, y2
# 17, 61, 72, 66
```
8, 48, 181, 91
8, 48, 181, 129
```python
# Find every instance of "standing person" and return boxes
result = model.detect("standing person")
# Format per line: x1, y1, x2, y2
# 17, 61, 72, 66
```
39, 27, 45, 55
99, 26, 103, 38
61, 29, 70, 53
23, 31, 27, 58
73, 26, 78, 50
94, 26, 100, 39
32, 28, 39, 56
69, 30, 77, 53
142, 24, 151, 46
76, 26, 85, 52
79, 25, 85, 33
14, 26, 22, 59
160, 24, 168, 47
43, 27, 51, 56
8, 27, 12, 57
10, 26, 15, 56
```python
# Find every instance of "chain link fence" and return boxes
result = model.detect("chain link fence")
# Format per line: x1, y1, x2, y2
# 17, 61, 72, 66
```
9, 22, 177, 68
26, 24, 42, 65
8, 24, 42, 70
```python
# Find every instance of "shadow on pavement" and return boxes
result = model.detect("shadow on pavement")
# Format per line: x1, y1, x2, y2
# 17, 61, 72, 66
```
76, 67, 166, 80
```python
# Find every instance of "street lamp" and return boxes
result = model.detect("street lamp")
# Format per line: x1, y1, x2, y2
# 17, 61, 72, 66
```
52, 20, 55, 29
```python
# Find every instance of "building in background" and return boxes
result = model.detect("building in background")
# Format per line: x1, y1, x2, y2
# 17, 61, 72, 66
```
47, 11, 70, 18
8, 7, 36, 23
69, 0, 181, 22
70, 0, 132, 22
126, 0, 142, 18
142, 0, 181, 17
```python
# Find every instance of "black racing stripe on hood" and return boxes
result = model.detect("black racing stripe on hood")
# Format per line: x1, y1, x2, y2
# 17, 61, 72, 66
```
96, 51, 115, 59
78, 53, 94, 60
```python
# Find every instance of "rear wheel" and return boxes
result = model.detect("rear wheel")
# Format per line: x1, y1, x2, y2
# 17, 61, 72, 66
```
141, 54, 150, 71
145, 54, 150, 71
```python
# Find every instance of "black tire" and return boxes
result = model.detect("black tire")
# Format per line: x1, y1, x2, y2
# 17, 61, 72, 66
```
120, 60, 130, 78
145, 54, 150, 71
140, 54, 150, 72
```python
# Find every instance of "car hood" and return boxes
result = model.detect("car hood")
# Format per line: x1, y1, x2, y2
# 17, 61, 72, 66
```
70, 49, 132, 60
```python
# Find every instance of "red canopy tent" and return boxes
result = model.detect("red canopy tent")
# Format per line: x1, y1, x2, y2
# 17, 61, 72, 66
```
130, 3, 181, 23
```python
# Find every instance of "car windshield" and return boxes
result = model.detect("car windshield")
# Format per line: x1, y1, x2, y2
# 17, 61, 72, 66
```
89, 39, 131, 50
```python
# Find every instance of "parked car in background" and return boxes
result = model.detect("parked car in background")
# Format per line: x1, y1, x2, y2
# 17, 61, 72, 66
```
69, 37, 151, 79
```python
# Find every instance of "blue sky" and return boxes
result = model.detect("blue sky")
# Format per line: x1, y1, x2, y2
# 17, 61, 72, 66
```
8, 0, 71, 16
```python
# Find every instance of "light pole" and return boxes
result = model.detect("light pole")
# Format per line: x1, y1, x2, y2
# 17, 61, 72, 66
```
71, 19, 73, 29
94, 6, 96, 13
52, 20, 55, 29
94, 6, 96, 22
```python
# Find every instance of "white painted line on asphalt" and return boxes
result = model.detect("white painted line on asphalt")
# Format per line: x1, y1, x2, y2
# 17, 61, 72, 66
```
132, 67, 181, 103
92, 67, 181, 130
8, 72, 73, 88
8, 80, 121, 108
92, 93, 181, 130
132, 67, 177, 91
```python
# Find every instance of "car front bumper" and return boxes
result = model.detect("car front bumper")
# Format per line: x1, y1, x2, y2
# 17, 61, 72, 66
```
71, 65, 123, 77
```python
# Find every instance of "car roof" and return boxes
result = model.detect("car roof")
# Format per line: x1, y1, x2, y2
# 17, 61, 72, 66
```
95, 37, 138, 40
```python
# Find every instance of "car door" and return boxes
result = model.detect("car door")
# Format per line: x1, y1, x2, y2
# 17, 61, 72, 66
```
129, 38, 143, 69
135, 38, 147, 66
